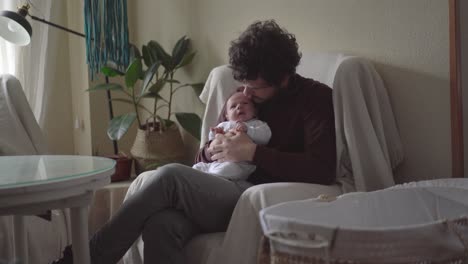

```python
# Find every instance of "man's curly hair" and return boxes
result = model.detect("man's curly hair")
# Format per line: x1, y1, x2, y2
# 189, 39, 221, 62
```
228, 20, 301, 86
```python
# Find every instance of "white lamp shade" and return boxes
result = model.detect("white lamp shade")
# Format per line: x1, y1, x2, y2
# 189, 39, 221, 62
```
0, 11, 31, 46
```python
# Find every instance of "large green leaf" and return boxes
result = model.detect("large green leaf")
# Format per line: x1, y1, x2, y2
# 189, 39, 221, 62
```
142, 45, 158, 68
172, 36, 190, 68
148, 78, 166, 95
176, 51, 196, 69
87, 83, 124, 92
107, 113, 137, 140
148, 44, 159, 66
140, 92, 166, 102
101, 66, 124, 77
142, 45, 151, 68
125, 59, 142, 88
129, 43, 141, 62
141, 61, 161, 96
175, 113, 201, 141
148, 40, 172, 70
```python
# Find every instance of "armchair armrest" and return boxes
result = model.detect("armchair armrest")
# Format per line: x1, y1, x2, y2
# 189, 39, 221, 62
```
207, 182, 342, 264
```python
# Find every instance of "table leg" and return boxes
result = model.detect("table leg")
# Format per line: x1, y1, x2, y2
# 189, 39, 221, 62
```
13, 215, 28, 264
70, 206, 90, 264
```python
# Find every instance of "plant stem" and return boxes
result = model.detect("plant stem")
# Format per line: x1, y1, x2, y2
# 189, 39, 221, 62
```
167, 72, 174, 120
132, 86, 142, 128
105, 76, 119, 155
172, 84, 189, 94
153, 94, 158, 126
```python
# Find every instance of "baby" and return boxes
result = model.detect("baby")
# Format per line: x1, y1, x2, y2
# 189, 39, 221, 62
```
192, 91, 271, 181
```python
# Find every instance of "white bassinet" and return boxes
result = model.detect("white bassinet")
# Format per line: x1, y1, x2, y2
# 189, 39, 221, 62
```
259, 184, 468, 264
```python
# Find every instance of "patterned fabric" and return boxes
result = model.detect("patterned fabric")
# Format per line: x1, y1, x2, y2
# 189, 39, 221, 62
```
84, 0, 129, 78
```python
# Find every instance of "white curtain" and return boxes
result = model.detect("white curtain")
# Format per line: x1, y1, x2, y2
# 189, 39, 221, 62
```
0, 1, 16, 75
0, 0, 53, 127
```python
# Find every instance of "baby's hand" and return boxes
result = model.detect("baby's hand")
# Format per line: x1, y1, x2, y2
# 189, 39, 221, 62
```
235, 122, 247, 133
210, 127, 225, 134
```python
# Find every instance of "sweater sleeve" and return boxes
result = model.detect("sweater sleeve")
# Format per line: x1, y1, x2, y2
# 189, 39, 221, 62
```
199, 121, 229, 163
195, 140, 214, 163
252, 112, 336, 185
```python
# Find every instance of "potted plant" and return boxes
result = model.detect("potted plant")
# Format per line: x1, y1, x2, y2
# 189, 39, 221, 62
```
88, 36, 203, 174
103, 151, 133, 182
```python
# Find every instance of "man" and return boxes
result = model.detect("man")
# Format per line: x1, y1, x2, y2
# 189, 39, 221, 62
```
200, 20, 336, 185
52, 19, 335, 264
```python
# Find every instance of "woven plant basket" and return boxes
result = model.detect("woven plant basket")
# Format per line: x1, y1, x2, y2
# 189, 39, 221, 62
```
130, 122, 186, 175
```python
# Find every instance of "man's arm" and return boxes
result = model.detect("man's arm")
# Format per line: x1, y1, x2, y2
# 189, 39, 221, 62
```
195, 140, 214, 163
253, 115, 336, 184
210, 112, 336, 184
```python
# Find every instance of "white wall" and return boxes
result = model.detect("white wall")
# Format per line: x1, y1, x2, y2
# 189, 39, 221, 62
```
65, 1, 92, 155
187, 0, 450, 182
61, 0, 451, 182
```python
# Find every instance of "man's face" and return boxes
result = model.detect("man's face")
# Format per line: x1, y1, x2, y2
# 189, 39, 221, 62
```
241, 77, 278, 104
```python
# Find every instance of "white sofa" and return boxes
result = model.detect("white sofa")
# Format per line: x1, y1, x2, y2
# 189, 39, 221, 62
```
123, 53, 404, 264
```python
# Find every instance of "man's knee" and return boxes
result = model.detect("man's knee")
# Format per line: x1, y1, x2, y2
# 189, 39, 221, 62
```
149, 163, 188, 184
156, 163, 187, 176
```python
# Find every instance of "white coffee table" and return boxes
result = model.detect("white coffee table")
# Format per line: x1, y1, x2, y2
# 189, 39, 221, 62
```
0, 155, 115, 264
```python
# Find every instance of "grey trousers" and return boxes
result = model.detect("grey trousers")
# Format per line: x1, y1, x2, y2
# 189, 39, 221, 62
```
89, 163, 251, 264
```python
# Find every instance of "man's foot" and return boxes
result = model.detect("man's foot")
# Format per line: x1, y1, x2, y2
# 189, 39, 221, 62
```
51, 245, 73, 264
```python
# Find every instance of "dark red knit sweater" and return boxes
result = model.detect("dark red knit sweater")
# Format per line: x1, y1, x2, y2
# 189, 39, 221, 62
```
196, 74, 336, 185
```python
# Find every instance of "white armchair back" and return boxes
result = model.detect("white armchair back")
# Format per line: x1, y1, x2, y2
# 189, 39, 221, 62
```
0, 74, 47, 155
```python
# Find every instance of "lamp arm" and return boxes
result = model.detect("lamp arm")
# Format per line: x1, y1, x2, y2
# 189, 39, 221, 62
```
29, 15, 86, 39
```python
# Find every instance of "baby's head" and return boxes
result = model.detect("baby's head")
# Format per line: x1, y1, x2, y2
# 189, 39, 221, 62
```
225, 91, 256, 122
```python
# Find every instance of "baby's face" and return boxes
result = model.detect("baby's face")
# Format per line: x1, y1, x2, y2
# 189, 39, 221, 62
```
225, 92, 256, 122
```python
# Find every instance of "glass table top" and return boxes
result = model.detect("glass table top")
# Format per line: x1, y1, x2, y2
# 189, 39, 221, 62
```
0, 155, 115, 189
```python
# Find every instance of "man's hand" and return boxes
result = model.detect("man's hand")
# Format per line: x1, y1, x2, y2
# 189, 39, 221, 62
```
208, 132, 257, 163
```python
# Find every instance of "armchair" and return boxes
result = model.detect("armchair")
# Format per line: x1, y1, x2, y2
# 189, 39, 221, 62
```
0, 74, 70, 264
123, 53, 403, 264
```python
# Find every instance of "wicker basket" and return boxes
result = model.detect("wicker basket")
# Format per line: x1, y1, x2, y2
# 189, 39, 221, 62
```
130, 123, 186, 175
259, 187, 468, 264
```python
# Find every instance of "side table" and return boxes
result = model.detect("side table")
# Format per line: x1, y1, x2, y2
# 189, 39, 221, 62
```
0, 155, 115, 264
